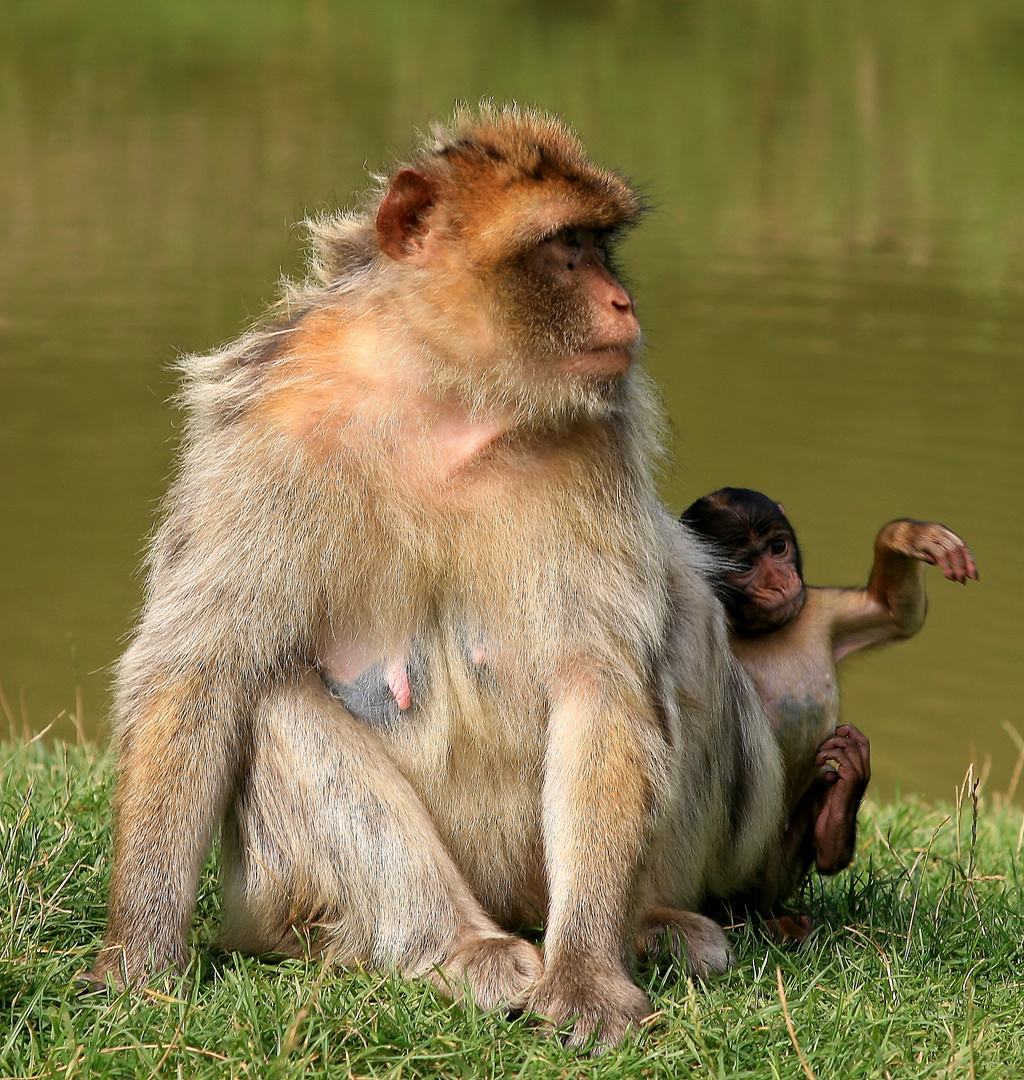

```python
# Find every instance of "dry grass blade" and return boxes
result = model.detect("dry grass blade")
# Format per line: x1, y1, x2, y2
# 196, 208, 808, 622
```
1001, 722, 1024, 803
776, 966, 817, 1080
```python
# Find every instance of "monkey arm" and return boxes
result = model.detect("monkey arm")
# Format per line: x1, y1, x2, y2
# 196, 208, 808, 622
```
827, 520, 977, 663
530, 676, 663, 1044
89, 678, 244, 984
89, 459, 323, 987
760, 723, 870, 909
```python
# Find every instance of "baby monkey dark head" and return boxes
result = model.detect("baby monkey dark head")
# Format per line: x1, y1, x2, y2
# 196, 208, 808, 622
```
681, 487, 807, 636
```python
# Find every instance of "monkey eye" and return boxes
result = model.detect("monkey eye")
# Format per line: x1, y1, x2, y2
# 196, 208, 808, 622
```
547, 226, 610, 271
734, 558, 753, 572
556, 226, 584, 250
769, 538, 789, 556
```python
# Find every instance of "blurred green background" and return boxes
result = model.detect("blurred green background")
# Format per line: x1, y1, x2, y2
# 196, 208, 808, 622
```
1, 0, 1021, 799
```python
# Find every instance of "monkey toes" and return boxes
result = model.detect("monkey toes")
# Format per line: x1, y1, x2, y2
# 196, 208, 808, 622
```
80, 940, 187, 993
527, 965, 652, 1048
638, 907, 735, 979
429, 932, 543, 1012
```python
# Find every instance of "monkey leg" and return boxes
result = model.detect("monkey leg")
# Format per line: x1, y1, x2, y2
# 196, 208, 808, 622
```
637, 907, 734, 979
219, 673, 542, 1011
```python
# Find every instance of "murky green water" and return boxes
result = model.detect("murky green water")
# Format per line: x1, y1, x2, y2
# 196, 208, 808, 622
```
2, 0, 1022, 799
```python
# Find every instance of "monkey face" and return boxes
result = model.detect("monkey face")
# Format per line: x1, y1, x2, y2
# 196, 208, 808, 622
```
493, 226, 639, 378
369, 126, 644, 426
726, 532, 807, 635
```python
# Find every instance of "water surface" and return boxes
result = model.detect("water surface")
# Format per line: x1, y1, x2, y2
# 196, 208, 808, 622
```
1, 0, 1022, 799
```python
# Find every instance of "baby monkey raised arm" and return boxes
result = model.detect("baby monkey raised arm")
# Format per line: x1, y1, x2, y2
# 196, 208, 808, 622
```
681, 488, 978, 916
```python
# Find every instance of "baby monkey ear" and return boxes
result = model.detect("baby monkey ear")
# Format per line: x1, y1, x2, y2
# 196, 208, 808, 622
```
776, 502, 787, 516
376, 169, 440, 260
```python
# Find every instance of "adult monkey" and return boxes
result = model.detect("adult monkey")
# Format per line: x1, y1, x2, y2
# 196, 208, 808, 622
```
87, 107, 784, 1046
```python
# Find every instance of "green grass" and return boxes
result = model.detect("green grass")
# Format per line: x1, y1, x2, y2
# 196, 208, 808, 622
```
3, 740, 1024, 1079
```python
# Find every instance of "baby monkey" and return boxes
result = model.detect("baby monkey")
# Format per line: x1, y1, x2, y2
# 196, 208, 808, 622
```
681, 488, 978, 937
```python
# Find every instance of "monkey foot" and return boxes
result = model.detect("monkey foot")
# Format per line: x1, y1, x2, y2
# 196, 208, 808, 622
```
429, 932, 543, 1012
764, 913, 814, 945
78, 965, 115, 993
638, 907, 735, 979
81, 940, 188, 992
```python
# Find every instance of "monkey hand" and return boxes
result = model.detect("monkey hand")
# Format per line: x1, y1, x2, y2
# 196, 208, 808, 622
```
883, 521, 979, 584
812, 724, 870, 874
527, 960, 652, 1049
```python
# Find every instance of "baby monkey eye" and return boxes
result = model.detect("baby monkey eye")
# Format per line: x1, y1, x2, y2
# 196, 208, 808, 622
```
769, 538, 789, 556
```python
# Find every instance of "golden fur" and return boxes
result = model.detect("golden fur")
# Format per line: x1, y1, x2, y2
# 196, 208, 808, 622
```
90, 105, 785, 1047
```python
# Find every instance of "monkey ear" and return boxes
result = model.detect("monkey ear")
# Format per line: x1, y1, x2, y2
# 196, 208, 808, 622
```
776, 502, 787, 516
376, 169, 440, 260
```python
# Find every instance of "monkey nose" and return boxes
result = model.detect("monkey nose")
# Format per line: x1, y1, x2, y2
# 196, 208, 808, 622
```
611, 285, 633, 314
609, 289, 638, 339
591, 260, 634, 313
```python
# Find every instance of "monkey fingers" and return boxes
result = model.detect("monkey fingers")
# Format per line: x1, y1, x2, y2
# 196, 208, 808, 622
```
833, 722, 871, 752
904, 524, 979, 584
926, 541, 977, 583
815, 725, 870, 788
937, 540, 979, 584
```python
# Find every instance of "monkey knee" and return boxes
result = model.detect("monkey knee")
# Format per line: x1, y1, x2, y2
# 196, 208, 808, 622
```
815, 851, 852, 876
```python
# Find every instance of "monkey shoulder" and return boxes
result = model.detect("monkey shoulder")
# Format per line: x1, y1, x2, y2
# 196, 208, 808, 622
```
226, 308, 416, 450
